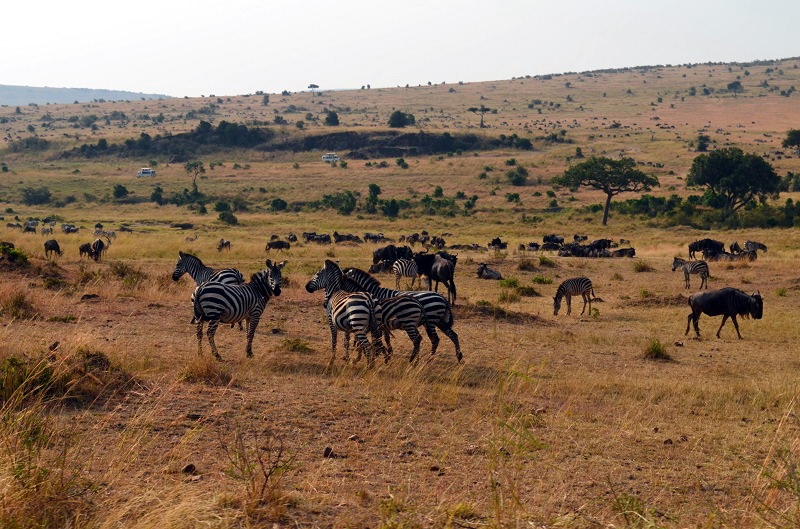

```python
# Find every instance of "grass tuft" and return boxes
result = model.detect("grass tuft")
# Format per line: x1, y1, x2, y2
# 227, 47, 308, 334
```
643, 338, 672, 361
531, 274, 553, 285
776, 287, 788, 297
517, 258, 537, 271
281, 338, 313, 353
181, 356, 233, 386
633, 260, 654, 272
538, 256, 556, 268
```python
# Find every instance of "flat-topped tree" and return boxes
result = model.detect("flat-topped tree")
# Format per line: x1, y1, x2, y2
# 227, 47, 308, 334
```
467, 105, 494, 128
554, 156, 659, 225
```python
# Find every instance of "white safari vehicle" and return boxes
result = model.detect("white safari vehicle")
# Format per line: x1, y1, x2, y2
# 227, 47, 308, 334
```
136, 167, 156, 177
321, 153, 340, 163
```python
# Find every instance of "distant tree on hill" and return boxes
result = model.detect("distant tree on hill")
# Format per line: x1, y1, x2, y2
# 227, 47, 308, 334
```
687, 147, 780, 217
783, 129, 800, 155
262, 94, 269, 106
727, 81, 744, 97
697, 134, 711, 152
554, 156, 659, 225
308, 84, 319, 92
184, 160, 205, 189
467, 105, 494, 128
324, 111, 339, 126
388, 111, 415, 128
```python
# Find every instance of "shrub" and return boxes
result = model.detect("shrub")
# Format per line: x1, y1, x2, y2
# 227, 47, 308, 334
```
643, 338, 672, 361
498, 278, 520, 289
506, 166, 528, 186
518, 259, 537, 271
182, 355, 233, 385
633, 261, 654, 272
219, 210, 239, 225
498, 290, 520, 303
538, 256, 556, 268
271, 198, 288, 211
531, 275, 553, 285
21, 186, 52, 205
516, 286, 541, 297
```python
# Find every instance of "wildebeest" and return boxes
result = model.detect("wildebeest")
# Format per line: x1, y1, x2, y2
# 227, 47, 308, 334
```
368, 260, 393, 274
688, 238, 724, 260
265, 240, 291, 252
333, 231, 363, 244
518, 242, 541, 252
729, 241, 743, 254
373, 244, 412, 265
79, 242, 93, 260
363, 232, 386, 244
476, 263, 502, 280
430, 253, 457, 305
90, 238, 107, 262
44, 240, 64, 259
488, 237, 508, 251
744, 240, 768, 253
543, 234, 564, 245
685, 287, 763, 339
610, 247, 636, 258
573, 234, 588, 242
217, 238, 231, 251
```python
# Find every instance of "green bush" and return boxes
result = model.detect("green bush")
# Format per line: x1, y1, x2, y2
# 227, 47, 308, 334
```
21, 186, 52, 205
218, 211, 238, 225
531, 275, 553, 284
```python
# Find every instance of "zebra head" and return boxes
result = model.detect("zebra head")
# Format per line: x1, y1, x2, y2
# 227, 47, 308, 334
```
671, 257, 684, 272
553, 295, 562, 316
305, 260, 343, 295
265, 259, 286, 296
172, 251, 195, 281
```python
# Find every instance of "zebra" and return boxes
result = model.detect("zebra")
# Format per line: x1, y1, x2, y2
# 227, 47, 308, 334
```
172, 251, 245, 287
343, 267, 462, 362
193, 259, 286, 360
553, 277, 595, 316
373, 295, 427, 362
90, 238, 108, 262
305, 260, 383, 365
217, 238, 231, 251
744, 240, 767, 253
392, 258, 418, 290
672, 257, 709, 290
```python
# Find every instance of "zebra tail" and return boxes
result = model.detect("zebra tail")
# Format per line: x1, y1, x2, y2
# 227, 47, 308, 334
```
591, 288, 596, 299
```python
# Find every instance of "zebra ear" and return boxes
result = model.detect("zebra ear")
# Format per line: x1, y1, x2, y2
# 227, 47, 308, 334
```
179, 251, 184, 257
278, 261, 287, 268
266, 259, 272, 267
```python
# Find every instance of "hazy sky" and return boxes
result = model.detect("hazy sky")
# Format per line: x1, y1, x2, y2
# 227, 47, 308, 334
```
2, 0, 798, 97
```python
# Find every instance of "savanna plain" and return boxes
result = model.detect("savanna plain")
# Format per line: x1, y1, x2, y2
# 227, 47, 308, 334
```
2, 59, 800, 528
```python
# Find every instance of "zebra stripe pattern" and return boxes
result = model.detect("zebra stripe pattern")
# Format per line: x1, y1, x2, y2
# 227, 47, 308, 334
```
305, 260, 383, 365
343, 267, 462, 362
672, 257, 709, 290
193, 260, 285, 360
172, 251, 245, 286
374, 295, 426, 362
553, 277, 595, 316
392, 258, 419, 290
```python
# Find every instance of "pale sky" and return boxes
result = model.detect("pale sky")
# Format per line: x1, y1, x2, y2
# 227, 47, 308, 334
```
2, 0, 798, 97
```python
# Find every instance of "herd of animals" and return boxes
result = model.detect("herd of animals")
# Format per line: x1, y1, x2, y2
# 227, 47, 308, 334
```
0, 221, 769, 360
159, 232, 769, 364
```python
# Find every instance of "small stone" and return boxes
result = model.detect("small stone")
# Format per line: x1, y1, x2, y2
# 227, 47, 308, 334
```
185, 413, 202, 421
674, 341, 683, 347
323, 446, 335, 458
181, 463, 196, 474
664, 438, 673, 445
653, 427, 659, 433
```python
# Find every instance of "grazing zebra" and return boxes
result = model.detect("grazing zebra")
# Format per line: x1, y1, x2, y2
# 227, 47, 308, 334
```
44, 240, 64, 259
343, 267, 462, 362
553, 277, 595, 316
217, 238, 231, 252
172, 251, 245, 287
41, 227, 53, 236
672, 257, 709, 290
392, 258, 418, 290
305, 260, 383, 365
185, 233, 198, 243
193, 260, 286, 360
90, 238, 107, 262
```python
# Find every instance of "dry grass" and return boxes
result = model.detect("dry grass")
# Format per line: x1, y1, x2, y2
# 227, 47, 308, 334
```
0, 59, 799, 527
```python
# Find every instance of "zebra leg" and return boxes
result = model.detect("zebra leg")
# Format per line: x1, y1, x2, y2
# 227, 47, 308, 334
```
566, 295, 572, 315
245, 315, 260, 358
434, 321, 462, 362
196, 321, 205, 355
354, 331, 373, 366
716, 315, 730, 338
395, 273, 401, 290
206, 320, 222, 361
581, 293, 588, 315
406, 326, 422, 362
424, 322, 441, 357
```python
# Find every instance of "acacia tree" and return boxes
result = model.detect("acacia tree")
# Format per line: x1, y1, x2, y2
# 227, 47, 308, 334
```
184, 160, 205, 189
554, 156, 659, 225
783, 129, 800, 155
467, 105, 494, 128
686, 147, 780, 217
727, 81, 744, 97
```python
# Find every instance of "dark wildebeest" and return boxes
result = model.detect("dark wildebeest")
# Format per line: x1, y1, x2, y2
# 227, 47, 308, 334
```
368, 260, 393, 274
610, 247, 636, 258
265, 240, 290, 252
729, 241, 743, 254
430, 253, 457, 305
44, 240, 63, 259
79, 242, 93, 260
573, 234, 588, 242
476, 263, 502, 280
373, 244, 412, 265
488, 237, 508, 251
688, 238, 724, 260
686, 287, 763, 339
543, 234, 564, 245
217, 238, 231, 252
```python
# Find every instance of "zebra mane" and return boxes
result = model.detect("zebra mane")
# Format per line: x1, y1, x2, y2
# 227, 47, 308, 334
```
344, 267, 381, 288
181, 252, 204, 266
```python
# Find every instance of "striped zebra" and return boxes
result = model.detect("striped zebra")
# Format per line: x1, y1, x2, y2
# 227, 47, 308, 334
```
373, 295, 427, 362
172, 251, 245, 287
553, 277, 595, 316
392, 258, 419, 290
193, 259, 286, 360
672, 257, 709, 290
343, 267, 462, 362
305, 260, 383, 365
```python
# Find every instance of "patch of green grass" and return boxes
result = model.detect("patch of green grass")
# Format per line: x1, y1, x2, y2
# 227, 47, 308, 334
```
776, 287, 788, 297
643, 338, 672, 361
538, 256, 556, 268
498, 278, 519, 289
531, 274, 553, 285
281, 338, 313, 353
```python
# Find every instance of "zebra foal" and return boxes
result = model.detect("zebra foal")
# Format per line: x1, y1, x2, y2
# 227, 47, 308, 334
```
553, 277, 595, 316
392, 258, 418, 290
193, 260, 286, 360
672, 257, 709, 290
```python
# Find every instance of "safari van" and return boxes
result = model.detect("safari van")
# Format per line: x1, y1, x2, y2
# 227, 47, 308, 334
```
321, 153, 340, 163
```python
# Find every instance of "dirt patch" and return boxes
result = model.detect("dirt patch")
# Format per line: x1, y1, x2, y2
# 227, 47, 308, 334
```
629, 294, 688, 307
458, 302, 552, 326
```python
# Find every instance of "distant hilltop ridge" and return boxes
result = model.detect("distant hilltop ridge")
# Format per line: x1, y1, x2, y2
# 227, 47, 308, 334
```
0, 85, 172, 106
